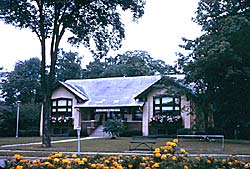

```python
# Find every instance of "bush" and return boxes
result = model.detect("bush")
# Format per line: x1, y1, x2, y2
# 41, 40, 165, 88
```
120, 130, 142, 137
207, 127, 225, 135
19, 129, 40, 137
177, 128, 193, 135
68, 127, 88, 137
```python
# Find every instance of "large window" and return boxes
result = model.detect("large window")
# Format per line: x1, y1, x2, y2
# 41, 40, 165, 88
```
51, 98, 72, 115
153, 96, 180, 115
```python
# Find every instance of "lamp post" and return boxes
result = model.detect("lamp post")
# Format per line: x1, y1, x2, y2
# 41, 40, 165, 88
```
76, 126, 81, 156
16, 101, 21, 138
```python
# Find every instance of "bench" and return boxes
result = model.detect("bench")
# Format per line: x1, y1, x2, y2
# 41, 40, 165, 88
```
129, 136, 157, 151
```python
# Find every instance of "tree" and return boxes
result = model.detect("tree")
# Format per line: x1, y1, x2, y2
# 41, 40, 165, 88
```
1, 57, 41, 105
0, 0, 145, 147
178, 0, 250, 137
82, 50, 176, 78
56, 49, 82, 81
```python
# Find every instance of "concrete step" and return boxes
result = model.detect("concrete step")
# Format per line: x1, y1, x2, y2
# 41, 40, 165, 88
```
90, 125, 110, 137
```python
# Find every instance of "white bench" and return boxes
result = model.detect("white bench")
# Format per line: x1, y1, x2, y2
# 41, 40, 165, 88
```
177, 134, 225, 151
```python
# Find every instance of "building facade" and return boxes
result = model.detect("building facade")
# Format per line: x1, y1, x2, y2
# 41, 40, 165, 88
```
50, 75, 194, 136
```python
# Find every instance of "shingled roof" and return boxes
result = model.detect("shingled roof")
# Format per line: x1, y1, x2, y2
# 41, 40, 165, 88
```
60, 75, 163, 108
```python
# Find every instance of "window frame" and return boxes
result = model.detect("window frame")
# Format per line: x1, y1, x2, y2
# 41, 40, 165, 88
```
153, 95, 181, 115
51, 98, 73, 115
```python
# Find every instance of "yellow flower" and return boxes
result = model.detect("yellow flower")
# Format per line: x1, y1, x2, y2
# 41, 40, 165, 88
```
78, 160, 84, 165
16, 166, 23, 169
195, 157, 200, 161
14, 154, 23, 160
228, 161, 233, 165
54, 158, 60, 163
166, 153, 173, 157
180, 149, 186, 153
161, 154, 167, 160
154, 152, 161, 158
82, 157, 88, 162
140, 162, 146, 167
71, 154, 77, 158
128, 164, 133, 168
183, 165, 189, 169
104, 159, 110, 164
222, 159, 227, 163
173, 139, 178, 143
154, 148, 160, 153
62, 159, 70, 164
172, 156, 177, 161
152, 163, 160, 168
207, 159, 212, 164
91, 164, 96, 168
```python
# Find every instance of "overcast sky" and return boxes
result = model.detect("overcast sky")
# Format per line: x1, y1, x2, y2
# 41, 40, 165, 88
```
0, 0, 201, 71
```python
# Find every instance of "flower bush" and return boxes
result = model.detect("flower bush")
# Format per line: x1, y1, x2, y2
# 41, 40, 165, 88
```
4, 139, 250, 169
50, 116, 72, 124
150, 114, 182, 127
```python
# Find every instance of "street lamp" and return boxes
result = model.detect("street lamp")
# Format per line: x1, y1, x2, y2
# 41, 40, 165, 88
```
76, 126, 81, 156
16, 101, 21, 138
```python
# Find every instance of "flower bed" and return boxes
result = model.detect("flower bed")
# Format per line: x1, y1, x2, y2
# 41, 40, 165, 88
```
4, 139, 250, 169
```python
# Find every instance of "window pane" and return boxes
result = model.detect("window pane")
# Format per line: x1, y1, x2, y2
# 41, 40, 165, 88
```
58, 108, 67, 112
58, 100, 67, 106
52, 108, 56, 112
68, 108, 72, 112
68, 100, 72, 106
175, 98, 180, 104
162, 97, 172, 104
175, 106, 180, 110
52, 101, 57, 106
155, 106, 160, 110
162, 106, 173, 111
154, 98, 160, 104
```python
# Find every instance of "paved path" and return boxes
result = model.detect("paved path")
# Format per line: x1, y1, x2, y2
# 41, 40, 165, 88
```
0, 137, 100, 148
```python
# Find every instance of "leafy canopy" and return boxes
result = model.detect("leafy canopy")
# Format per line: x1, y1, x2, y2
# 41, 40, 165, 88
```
178, 0, 250, 135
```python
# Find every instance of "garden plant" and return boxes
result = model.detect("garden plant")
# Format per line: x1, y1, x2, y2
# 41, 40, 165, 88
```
4, 139, 250, 169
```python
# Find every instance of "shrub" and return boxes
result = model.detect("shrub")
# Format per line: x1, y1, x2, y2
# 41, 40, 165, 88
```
177, 128, 193, 135
207, 127, 225, 135
120, 130, 142, 137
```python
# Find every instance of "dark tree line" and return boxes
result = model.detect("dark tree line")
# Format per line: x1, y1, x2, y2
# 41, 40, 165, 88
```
178, 0, 250, 138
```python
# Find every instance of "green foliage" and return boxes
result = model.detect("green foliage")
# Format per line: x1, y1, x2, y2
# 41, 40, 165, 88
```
178, 0, 250, 137
0, 103, 15, 136
56, 49, 83, 81
1, 57, 41, 105
103, 118, 124, 139
83, 50, 176, 78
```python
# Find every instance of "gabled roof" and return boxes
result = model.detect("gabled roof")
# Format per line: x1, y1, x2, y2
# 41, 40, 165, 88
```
60, 75, 162, 108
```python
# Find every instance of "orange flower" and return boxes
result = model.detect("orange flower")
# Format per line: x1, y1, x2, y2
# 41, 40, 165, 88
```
16, 166, 23, 169
183, 165, 189, 169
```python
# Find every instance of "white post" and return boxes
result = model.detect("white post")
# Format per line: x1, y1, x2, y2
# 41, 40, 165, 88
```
16, 101, 21, 138
76, 126, 81, 156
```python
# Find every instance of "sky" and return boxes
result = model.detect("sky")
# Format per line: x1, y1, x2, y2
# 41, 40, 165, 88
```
0, 0, 201, 71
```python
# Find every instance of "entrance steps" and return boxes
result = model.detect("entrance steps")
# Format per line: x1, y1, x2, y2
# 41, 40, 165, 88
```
90, 125, 110, 137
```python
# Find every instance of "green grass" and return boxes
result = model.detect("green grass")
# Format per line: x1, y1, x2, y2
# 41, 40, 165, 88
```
0, 137, 249, 157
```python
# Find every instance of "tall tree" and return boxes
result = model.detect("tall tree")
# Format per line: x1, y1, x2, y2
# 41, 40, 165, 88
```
0, 0, 145, 147
1, 57, 41, 105
83, 50, 176, 78
56, 49, 82, 81
178, 0, 250, 136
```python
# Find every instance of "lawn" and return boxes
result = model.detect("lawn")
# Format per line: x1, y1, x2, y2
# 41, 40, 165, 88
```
0, 137, 249, 157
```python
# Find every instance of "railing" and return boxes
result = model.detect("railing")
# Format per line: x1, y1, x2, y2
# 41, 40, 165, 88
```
177, 134, 225, 152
